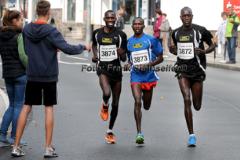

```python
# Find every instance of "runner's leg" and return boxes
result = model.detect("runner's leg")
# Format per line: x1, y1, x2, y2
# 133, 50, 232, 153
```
142, 89, 153, 110
109, 80, 121, 130
131, 84, 142, 133
191, 81, 203, 111
178, 77, 193, 134
99, 74, 111, 106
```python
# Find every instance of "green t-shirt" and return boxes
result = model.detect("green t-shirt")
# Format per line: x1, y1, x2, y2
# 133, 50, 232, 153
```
225, 14, 240, 37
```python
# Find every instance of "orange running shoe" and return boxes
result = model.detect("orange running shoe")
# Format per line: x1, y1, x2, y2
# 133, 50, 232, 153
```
100, 104, 109, 121
105, 132, 116, 144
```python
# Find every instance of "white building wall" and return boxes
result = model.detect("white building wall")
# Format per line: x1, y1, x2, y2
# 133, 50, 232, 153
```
91, 0, 111, 25
75, 0, 84, 23
161, 0, 223, 30
49, 0, 64, 9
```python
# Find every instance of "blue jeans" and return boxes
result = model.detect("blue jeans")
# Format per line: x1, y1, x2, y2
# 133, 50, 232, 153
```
227, 37, 237, 62
0, 74, 26, 138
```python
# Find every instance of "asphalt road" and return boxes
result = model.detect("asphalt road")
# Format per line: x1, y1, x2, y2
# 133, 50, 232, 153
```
0, 53, 240, 160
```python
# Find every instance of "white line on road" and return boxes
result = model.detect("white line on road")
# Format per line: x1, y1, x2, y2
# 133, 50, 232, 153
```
59, 60, 91, 66
66, 56, 89, 61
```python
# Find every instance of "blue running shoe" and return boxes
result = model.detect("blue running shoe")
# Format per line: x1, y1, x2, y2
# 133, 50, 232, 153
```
136, 133, 144, 144
188, 135, 196, 147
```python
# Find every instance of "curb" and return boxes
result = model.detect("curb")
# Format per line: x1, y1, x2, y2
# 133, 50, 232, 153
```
164, 59, 240, 72
207, 62, 240, 72
0, 88, 9, 124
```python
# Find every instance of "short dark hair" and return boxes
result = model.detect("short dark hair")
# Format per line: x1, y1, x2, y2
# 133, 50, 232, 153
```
155, 9, 162, 15
104, 10, 115, 17
36, 0, 51, 16
132, 17, 144, 25
2, 10, 21, 26
221, 11, 227, 17
180, 7, 193, 15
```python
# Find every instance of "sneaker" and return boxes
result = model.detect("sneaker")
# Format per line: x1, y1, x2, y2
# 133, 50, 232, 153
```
100, 103, 109, 121
44, 146, 58, 158
11, 146, 25, 157
105, 132, 116, 144
7, 137, 27, 146
188, 135, 196, 147
0, 134, 8, 144
136, 133, 144, 144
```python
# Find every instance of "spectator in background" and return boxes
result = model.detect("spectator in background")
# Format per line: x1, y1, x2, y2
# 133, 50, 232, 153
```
215, 11, 227, 63
159, 13, 170, 56
225, 6, 239, 64
153, 9, 162, 44
49, 17, 56, 27
116, 10, 125, 30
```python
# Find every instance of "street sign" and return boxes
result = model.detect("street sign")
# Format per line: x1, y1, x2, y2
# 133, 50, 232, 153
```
224, 0, 240, 17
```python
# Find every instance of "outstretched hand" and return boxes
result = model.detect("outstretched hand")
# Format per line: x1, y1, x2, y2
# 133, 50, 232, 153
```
85, 44, 92, 52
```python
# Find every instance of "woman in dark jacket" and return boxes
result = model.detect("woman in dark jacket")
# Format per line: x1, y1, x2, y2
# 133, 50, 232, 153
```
0, 10, 27, 145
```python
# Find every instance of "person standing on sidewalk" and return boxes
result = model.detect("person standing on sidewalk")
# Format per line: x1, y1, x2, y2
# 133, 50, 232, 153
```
11, 0, 91, 158
153, 9, 162, 44
215, 12, 227, 62
169, 7, 215, 147
92, 10, 127, 144
225, 5, 239, 64
159, 13, 170, 56
0, 10, 27, 145
127, 17, 163, 145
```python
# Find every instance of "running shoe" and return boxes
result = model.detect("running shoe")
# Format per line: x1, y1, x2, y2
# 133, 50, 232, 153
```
188, 135, 196, 147
105, 132, 116, 144
44, 146, 58, 158
11, 146, 25, 157
136, 133, 144, 144
100, 103, 109, 121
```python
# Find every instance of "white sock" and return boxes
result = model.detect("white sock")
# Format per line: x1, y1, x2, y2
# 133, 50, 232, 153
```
107, 129, 113, 134
102, 101, 109, 106
189, 134, 195, 137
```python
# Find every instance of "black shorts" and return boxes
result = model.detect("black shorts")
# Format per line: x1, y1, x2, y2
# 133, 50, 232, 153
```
176, 72, 206, 82
96, 64, 122, 82
25, 81, 57, 106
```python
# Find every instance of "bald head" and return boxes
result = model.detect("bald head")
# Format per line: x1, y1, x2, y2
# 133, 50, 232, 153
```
104, 10, 115, 17
132, 17, 144, 25
180, 7, 193, 16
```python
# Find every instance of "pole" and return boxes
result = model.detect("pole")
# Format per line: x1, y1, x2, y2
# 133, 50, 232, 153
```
23, 0, 26, 18
85, 0, 91, 43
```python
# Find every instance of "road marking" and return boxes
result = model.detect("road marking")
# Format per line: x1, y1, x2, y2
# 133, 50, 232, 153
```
66, 56, 89, 61
59, 60, 91, 66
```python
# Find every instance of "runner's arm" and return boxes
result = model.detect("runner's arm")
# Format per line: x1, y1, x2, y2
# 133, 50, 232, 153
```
92, 30, 99, 63
195, 28, 216, 55
118, 32, 127, 62
169, 31, 177, 55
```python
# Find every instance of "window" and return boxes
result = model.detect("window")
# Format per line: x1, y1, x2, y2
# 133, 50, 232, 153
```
67, 0, 76, 21
112, 0, 136, 24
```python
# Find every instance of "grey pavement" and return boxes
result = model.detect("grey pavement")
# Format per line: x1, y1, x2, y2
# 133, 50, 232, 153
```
0, 38, 240, 159
0, 48, 239, 159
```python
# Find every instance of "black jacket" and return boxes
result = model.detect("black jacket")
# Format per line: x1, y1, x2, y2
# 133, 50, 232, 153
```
0, 27, 25, 79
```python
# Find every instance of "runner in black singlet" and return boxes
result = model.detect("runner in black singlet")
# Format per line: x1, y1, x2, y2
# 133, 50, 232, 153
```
92, 10, 127, 144
169, 7, 215, 147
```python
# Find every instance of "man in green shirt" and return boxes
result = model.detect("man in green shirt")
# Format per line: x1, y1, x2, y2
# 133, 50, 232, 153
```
225, 6, 239, 64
